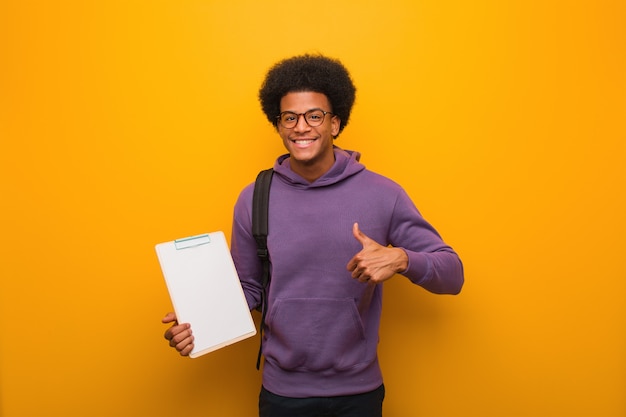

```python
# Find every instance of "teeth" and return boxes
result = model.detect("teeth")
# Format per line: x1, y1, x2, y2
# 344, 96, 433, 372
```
294, 140, 314, 144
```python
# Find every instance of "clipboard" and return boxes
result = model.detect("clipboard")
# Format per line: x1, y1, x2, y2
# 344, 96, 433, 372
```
155, 231, 256, 358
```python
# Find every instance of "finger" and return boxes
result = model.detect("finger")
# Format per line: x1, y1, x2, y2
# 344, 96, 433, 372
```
352, 222, 371, 247
174, 333, 195, 354
346, 256, 357, 272
168, 326, 193, 346
179, 342, 195, 357
347, 253, 363, 273
351, 262, 369, 281
164, 322, 190, 341
350, 265, 360, 278
161, 312, 178, 324
355, 265, 370, 282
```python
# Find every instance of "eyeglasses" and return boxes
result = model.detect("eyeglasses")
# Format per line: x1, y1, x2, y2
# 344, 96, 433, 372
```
276, 109, 334, 129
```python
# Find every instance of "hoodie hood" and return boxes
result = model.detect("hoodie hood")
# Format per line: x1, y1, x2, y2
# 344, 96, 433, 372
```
273, 146, 366, 189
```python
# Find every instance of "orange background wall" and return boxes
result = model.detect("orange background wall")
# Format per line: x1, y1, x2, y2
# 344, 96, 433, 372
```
1, 1, 624, 416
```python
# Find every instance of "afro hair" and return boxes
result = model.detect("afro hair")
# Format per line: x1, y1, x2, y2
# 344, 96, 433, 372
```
258, 54, 356, 137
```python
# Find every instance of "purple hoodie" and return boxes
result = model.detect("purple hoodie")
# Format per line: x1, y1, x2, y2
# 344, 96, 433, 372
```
231, 147, 463, 398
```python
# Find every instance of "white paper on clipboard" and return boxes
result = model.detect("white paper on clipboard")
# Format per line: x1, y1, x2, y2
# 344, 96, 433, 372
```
155, 231, 256, 358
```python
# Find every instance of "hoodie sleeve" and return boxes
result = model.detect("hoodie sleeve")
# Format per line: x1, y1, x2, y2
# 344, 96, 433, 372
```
388, 190, 464, 295
231, 183, 264, 310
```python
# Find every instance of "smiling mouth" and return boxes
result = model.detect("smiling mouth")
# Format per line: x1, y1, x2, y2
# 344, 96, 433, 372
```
291, 139, 316, 145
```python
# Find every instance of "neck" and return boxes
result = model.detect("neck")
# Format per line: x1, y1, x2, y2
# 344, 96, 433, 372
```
290, 157, 335, 183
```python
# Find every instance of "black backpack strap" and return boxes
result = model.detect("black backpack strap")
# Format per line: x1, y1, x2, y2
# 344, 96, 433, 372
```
252, 168, 273, 369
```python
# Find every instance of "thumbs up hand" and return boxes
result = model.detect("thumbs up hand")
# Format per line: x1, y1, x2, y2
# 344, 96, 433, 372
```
346, 222, 409, 284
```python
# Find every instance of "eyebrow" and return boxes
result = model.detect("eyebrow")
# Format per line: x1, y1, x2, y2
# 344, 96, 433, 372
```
279, 107, 327, 114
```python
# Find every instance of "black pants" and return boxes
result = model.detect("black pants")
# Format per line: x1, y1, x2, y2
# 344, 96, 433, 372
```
259, 384, 385, 417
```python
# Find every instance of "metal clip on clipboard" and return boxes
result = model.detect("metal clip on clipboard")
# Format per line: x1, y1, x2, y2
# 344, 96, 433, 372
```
174, 233, 211, 250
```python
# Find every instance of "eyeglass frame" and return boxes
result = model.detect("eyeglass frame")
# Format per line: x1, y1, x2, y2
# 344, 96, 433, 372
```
276, 108, 335, 129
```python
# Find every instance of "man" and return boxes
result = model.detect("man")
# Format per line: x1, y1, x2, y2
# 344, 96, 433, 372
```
163, 54, 464, 417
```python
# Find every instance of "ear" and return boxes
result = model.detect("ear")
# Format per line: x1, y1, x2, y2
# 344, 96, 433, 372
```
331, 115, 341, 137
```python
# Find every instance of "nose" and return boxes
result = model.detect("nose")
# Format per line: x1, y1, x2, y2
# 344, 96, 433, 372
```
293, 114, 311, 132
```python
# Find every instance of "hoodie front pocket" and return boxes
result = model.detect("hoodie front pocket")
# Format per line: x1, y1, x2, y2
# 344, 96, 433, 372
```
263, 298, 368, 372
